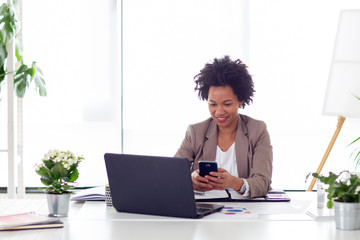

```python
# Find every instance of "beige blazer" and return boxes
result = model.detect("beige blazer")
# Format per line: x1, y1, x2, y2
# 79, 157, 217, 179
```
174, 114, 273, 198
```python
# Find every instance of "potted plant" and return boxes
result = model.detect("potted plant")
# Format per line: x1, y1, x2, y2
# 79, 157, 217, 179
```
0, 1, 46, 99
308, 171, 360, 230
34, 150, 84, 217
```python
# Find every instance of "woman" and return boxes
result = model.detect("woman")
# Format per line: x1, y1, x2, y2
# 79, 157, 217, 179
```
175, 56, 273, 198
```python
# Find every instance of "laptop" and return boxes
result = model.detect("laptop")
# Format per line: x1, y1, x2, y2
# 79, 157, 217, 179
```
104, 153, 224, 218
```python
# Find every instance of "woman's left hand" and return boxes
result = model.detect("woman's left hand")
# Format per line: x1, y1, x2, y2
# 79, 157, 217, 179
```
205, 168, 243, 191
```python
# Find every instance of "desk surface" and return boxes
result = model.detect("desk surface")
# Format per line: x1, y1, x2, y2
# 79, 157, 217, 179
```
0, 192, 359, 240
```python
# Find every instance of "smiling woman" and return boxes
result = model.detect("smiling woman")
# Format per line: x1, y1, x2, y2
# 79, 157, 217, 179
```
175, 56, 272, 198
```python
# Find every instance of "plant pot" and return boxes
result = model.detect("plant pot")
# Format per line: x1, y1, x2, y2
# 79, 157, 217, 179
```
334, 200, 360, 230
46, 193, 71, 217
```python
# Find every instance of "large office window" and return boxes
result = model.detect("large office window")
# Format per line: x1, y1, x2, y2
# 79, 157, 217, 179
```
1, 0, 360, 190
8, 0, 120, 187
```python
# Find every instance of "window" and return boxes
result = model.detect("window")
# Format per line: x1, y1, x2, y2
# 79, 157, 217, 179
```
20, 0, 120, 187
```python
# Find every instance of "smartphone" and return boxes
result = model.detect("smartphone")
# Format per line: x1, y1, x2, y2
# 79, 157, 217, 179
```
199, 161, 218, 177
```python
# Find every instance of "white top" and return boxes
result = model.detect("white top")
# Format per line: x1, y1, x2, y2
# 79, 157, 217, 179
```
215, 143, 249, 196
215, 143, 238, 176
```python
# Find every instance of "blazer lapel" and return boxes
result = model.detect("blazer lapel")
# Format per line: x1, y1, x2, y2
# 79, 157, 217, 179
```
202, 120, 217, 161
235, 116, 250, 178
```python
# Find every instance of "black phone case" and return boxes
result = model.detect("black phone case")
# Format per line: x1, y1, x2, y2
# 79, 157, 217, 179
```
199, 161, 218, 177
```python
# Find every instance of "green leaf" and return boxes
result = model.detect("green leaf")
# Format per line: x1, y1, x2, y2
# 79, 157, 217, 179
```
43, 160, 55, 169
68, 163, 78, 172
40, 176, 54, 186
14, 73, 29, 98
348, 137, 360, 146
0, 44, 7, 67
50, 163, 68, 179
68, 169, 79, 182
53, 181, 62, 190
14, 64, 30, 98
0, 64, 5, 84
0, 3, 17, 45
36, 166, 51, 177
62, 177, 71, 182
353, 94, 360, 101
15, 63, 27, 75
327, 200, 333, 209
62, 185, 72, 191
32, 62, 47, 96
15, 37, 23, 63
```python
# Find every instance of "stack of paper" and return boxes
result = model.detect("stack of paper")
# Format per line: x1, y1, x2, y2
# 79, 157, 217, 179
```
0, 212, 63, 231
71, 186, 105, 201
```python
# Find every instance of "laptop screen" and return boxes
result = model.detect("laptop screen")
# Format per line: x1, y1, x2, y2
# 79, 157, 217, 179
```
105, 153, 202, 218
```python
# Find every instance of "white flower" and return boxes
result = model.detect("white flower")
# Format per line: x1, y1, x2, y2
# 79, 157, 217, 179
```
63, 163, 69, 170
34, 162, 45, 171
38, 149, 84, 172
48, 150, 57, 158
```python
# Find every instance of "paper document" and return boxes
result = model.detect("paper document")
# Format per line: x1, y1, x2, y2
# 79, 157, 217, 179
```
204, 203, 258, 219
195, 189, 291, 202
194, 190, 229, 200
71, 186, 105, 201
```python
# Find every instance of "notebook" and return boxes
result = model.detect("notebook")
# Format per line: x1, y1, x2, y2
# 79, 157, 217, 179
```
104, 153, 224, 218
194, 189, 291, 202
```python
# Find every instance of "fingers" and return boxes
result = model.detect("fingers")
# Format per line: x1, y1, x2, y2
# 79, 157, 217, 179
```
206, 176, 227, 190
206, 169, 231, 190
191, 170, 214, 191
192, 168, 235, 191
217, 167, 227, 173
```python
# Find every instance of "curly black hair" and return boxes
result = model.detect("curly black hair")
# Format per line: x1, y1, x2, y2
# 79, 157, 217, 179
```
194, 56, 254, 108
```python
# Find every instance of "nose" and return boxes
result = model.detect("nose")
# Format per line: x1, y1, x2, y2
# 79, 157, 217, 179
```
215, 105, 225, 115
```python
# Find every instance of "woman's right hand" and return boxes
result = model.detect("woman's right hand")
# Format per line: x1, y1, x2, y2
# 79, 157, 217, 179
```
191, 170, 214, 191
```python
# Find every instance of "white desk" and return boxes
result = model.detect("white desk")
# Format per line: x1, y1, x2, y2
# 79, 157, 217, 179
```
0, 192, 359, 240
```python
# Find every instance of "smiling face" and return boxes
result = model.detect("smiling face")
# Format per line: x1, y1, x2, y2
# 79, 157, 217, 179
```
208, 85, 243, 130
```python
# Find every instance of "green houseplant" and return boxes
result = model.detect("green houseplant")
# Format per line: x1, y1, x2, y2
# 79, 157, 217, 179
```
308, 171, 360, 230
310, 171, 360, 208
0, 1, 46, 99
34, 150, 84, 217
34, 150, 84, 194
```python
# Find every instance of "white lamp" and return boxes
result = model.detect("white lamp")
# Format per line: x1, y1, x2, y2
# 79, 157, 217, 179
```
307, 9, 360, 191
